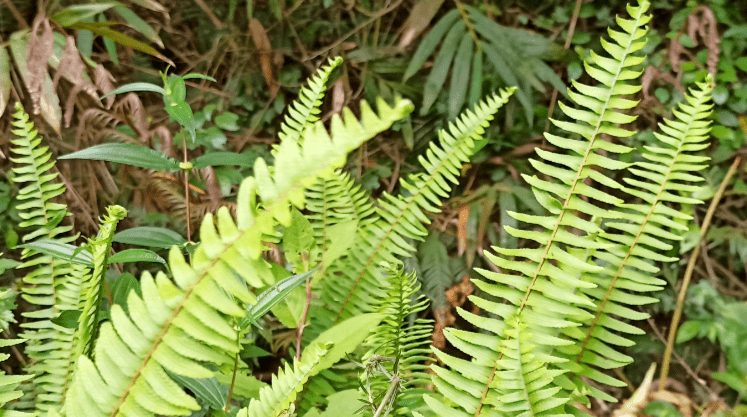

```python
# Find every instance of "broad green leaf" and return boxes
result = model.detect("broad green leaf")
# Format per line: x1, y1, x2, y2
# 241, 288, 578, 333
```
449, 32, 473, 119
68, 22, 173, 65
101, 82, 165, 99
303, 313, 384, 373
214, 372, 266, 401
51, 310, 83, 329
0, 47, 10, 118
114, 6, 163, 47
170, 373, 228, 410
108, 249, 166, 266
302, 389, 360, 417
17, 240, 93, 266
269, 265, 304, 328
112, 226, 187, 248
403, 9, 461, 81
242, 268, 317, 329
0, 258, 19, 274
422, 20, 466, 113
319, 220, 357, 273
676, 320, 702, 344
110, 273, 140, 314
284, 209, 316, 268
191, 152, 254, 169
58, 143, 180, 171
215, 112, 240, 131
51, 3, 120, 26
468, 49, 483, 107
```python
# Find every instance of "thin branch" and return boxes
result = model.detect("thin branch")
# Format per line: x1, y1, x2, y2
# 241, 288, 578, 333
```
373, 376, 400, 417
659, 156, 742, 391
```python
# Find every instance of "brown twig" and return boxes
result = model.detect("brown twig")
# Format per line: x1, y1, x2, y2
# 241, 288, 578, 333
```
295, 278, 313, 361
190, 0, 224, 30
659, 157, 742, 391
544, 0, 583, 133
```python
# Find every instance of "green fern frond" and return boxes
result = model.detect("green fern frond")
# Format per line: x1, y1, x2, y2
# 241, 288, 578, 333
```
238, 343, 330, 417
0, 338, 33, 413
10, 103, 89, 414
361, 263, 433, 415
426, 2, 653, 415
60, 97, 413, 417
306, 170, 376, 253
278, 57, 343, 148
73, 205, 127, 360
427, 315, 570, 417
308, 88, 515, 339
558, 76, 715, 398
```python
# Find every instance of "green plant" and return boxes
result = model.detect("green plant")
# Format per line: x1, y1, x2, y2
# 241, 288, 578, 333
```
0, 1, 724, 415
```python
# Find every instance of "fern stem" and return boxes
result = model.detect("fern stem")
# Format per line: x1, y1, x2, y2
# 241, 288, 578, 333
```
474, 7, 648, 414
659, 156, 741, 391
576, 83, 710, 362
373, 375, 400, 417
296, 278, 313, 361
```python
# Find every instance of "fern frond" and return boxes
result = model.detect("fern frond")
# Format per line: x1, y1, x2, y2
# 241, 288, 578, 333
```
10, 103, 88, 414
278, 57, 343, 148
306, 170, 376, 253
0, 338, 33, 413
559, 76, 715, 398
60, 97, 413, 417
361, 263, 433, 415
238, 343, 330, 417
73, 205, 127, 360
426, 2, 653, 415
308, 88, 515, 339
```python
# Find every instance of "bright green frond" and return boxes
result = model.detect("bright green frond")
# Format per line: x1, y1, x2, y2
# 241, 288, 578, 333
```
427, 2, 653, 415
560, 75, 714, 397
0, 338, 33, 413
308, 88, 515, 340
239, 343, 330, 417
60, 97, 412, 417
277, 57, 343, 148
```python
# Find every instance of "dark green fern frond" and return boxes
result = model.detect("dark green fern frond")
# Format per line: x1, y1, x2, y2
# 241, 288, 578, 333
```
278, 57, 342, 148
60, 97, 413, 417
10, 103, 87, 414
426, 2, 653, 415
308, 88, 515, 340
306, 170, 376, 254
558, 76, 715, 400
238, 343, 330, 417
361, 262, 433, 415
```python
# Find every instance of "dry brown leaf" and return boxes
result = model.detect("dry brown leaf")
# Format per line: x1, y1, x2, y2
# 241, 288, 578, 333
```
200, 167, 222, 207
94, 64, 117, 109
26, 16, 54, 115
331, 79, 345, 115
249, 18, 279, 98
670, 5, 720, 83
649, 391, 694, 417
613, 363, 657, 417
54, 36, 100, 127
400, 0, 445, 47
432, 274, 473, 351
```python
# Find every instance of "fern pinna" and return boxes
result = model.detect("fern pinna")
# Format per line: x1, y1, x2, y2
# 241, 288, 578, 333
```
10, 103, 89, 414
426, 2, 655, 416
59, 96, 413, 417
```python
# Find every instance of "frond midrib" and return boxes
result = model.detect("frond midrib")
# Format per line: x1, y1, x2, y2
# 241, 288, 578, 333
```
575, 85, 708, 361
473, 8, 646, 415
